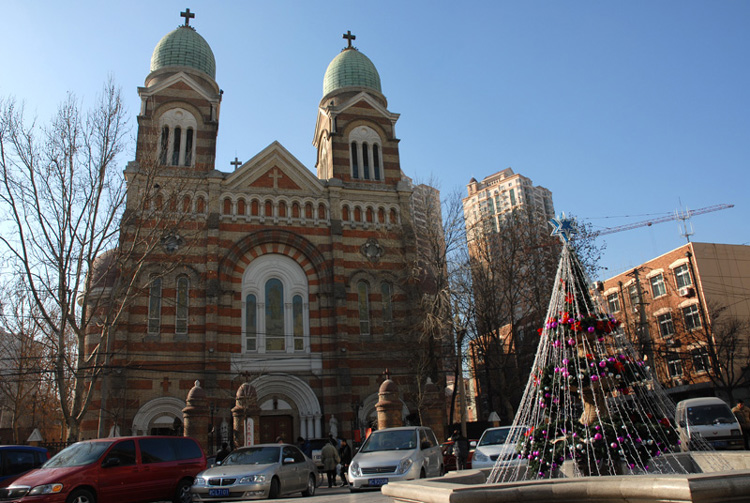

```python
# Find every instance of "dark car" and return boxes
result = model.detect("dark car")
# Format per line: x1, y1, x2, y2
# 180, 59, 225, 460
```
0, 436, 205, 503
0, 446, 49, 487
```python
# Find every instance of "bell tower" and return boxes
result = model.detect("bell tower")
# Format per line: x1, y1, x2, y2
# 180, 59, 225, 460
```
313, 32, 402, 187
134, 9, 222, 175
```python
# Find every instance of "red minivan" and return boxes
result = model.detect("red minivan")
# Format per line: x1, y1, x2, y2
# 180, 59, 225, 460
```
0, 436, 205, 503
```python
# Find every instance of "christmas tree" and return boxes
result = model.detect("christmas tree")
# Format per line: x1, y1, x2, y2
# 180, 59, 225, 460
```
487, 214, 716, 483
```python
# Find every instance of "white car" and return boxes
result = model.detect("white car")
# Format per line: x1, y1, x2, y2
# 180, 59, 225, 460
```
348, 426, 443, 491
471, 426, 527, 470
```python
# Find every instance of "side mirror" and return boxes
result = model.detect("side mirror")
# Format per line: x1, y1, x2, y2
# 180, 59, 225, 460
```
421, 442, 431, 450
283, 457, 295, 465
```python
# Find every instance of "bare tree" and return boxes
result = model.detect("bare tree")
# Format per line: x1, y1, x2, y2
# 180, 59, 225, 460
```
0, 80, 193, 441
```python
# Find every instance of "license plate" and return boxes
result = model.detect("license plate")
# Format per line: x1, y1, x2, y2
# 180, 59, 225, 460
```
209, 488, 230, 497
368, 477, 388, 487
712, 440, 727, 448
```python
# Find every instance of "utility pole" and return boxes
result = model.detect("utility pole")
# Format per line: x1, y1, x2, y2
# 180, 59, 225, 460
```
630, 268, 655, 367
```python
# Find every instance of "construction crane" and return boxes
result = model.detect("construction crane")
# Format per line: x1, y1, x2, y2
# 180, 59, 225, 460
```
590, 204, 734, 239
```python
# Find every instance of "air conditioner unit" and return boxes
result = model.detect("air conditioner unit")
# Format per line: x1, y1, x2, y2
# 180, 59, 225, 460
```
678, 287, 694, 297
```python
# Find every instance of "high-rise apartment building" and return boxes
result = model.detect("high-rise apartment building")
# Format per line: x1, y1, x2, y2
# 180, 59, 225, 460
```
462, 167, 554, 242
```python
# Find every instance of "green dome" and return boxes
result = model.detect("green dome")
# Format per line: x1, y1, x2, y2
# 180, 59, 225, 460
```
323, 48, 381, 96
150, 26, 216, 79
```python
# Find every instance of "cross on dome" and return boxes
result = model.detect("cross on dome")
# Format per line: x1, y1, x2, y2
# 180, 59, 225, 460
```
180, 8, 195, 26
343, 30, 356, 48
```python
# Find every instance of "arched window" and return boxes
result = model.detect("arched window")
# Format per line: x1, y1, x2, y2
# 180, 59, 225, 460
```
245, 294, 257, 351
381, 282, 393, 336
349, 126, 383, 181
157, 108, 198, 167
373, 144, 381, 180
175, 277, 189, 335
242, 255, 310, 354
237, 199, 246, 216
159, 126, 169, 165
357, 281, 370, 336
148, 277, 162, 335
265, 279, 285, 351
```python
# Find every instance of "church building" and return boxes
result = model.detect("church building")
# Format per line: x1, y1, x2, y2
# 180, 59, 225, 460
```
83, 10, 444, 447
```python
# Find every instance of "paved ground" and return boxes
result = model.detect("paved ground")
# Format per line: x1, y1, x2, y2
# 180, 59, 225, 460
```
274, 484, 390, 502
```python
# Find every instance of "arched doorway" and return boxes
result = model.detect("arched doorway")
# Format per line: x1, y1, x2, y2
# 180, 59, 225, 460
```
250, 374, 322, 441
131, 397, 185, 436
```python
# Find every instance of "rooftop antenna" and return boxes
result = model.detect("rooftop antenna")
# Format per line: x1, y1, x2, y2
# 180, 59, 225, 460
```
676, 201, 694, 243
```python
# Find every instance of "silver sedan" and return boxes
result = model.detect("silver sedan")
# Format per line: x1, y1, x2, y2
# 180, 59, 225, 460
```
191, 444, 318, 501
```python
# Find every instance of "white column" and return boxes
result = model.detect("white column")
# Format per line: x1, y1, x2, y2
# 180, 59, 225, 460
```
300, 415, 308, 439
314, 413, 322, 438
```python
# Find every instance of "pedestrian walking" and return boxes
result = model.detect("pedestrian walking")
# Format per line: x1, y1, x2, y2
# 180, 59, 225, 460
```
732, 399, 750, 449
338, 436, 352, 486
321, 438, 340, 487
451, 430, 469, 470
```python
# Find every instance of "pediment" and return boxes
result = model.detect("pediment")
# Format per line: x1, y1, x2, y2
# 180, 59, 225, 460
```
335, 91, 400, 122
138, 72, 220, 103
224, 141, 324, 194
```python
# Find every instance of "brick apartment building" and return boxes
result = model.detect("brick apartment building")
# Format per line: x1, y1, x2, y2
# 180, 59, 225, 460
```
600, 242, 750, 401
82, 12, 444, 445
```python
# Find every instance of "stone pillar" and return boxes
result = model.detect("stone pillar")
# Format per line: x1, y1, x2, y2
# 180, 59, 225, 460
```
421, 378, 445, 442
376, 376, 402, 429
183, 380, 209, 453
232, 383, 260, 447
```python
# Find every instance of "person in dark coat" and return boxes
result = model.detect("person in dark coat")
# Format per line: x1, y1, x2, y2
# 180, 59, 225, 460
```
321, 438, 340, 487
338, 436, 352, 486
297, 436, 312, 458
215, 442, 231, 463
451, 430, 469, 470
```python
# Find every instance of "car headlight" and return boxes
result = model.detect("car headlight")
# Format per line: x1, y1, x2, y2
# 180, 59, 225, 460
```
396, 458, 413, 475
239, 474, 267, 484
731, 429, 742, 437
473, 451, 488, 462
350, 461, 361, 477
29, 484, 64, 495
193, 478, 207, 487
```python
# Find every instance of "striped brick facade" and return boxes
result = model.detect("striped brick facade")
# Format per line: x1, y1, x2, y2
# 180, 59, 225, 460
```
82, 29, 443, 448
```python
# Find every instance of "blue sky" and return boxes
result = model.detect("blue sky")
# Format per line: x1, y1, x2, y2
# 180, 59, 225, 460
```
2, 1, 747, 278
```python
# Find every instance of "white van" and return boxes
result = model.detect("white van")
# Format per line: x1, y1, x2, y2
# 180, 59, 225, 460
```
675, 397, 744, 450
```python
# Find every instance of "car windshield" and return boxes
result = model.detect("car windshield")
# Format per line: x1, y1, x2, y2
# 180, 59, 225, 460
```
44, 441, 114, 468
479, 428, 513, 446
223, 447, 280, 465
361, 430, 417, 452
687, 405, 736, 426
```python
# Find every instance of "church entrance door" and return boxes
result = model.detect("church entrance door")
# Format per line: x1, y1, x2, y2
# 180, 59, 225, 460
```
260, 415, 293, 444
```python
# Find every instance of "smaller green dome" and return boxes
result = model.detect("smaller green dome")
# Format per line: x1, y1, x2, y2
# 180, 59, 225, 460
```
323, 48, 381, 96
150, 26, 216, 79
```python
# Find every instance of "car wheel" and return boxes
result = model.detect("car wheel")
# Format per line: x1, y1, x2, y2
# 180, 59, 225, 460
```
66, 488, 96, 503
301, 474, 316, 497
268, 477, 281, 499
173, 478, 192, 503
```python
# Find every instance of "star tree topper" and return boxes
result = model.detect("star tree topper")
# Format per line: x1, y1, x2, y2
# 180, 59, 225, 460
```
549, 212, 577, 243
